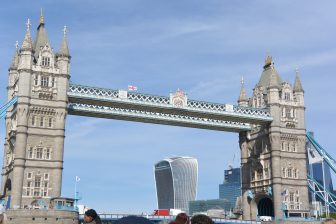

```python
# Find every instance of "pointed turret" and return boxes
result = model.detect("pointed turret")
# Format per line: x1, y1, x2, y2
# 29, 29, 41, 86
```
257, 55, 282, 92
268, 68, 280, 89
21, 19, 33, 51
238, 77, 249, 107
34, 9, 51, 58
57, 25, 71, 75
293, 68, 304, 93
9, 41, 20, 70
58, 26, 70, 57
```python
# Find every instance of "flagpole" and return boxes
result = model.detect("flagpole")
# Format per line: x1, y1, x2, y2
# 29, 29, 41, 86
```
75, 176, 77, 207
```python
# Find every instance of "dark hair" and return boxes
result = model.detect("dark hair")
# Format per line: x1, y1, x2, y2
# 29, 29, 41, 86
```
85, 209, 98, 219
175, 213, 189, 224
191, 214, 214, 224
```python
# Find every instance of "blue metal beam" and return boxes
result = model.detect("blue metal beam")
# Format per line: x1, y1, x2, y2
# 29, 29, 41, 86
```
0, 96, 17, 119
306, 132, 336, 174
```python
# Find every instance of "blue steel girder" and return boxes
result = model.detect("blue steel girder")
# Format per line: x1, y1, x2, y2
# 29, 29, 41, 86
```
67, 84, 272, 131
307, 174, 336, 211
0, 96, 18, 119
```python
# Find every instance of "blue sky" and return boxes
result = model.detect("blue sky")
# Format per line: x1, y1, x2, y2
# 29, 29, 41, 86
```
1, 0, 336, 213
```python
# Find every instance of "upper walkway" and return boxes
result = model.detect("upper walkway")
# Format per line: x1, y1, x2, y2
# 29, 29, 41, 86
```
67, 83, 272, 132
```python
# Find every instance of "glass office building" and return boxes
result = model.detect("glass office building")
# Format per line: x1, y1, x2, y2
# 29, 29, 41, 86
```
219, 167, 241, 209
154, 156, 198, 212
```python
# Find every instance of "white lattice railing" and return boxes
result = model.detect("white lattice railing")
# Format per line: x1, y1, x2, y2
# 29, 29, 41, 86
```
68, 84, 272, 122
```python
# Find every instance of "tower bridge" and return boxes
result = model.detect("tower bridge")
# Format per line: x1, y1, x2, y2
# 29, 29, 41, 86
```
1, 13, 333, 223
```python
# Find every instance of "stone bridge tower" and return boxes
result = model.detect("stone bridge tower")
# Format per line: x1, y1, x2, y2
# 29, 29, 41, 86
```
2, 15, 70, 208
239, 56, 309, 219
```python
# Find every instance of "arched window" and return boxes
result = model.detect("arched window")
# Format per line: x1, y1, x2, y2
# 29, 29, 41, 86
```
293, 169, 298, 179
292, 143, 296, 152
284, 92, 290, 101
287, 168, 292, 178
41, 76, 49, 87
44, 148, 51, 160
31, 116, 35, 126
282, 167, 286, 177
40, 117, 44, 127
36, 148, 43, 159
34, 75, 39, 86
42, 56, 50, 67
48, 117, 53, 128
286, 108, 291, 118
28, 147, 33, 159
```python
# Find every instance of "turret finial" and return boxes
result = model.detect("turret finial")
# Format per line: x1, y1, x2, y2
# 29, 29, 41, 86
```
58, 25, 70, 57
40, 8, 44, 24
63, 25, 68, 38
264, 54, 272, 67
238, 75, 248, 106
26, 18, 31, 31
15, 41, 19, 50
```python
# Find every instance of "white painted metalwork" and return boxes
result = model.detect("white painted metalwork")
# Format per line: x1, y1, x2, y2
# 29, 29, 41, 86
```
68, 84, 272, 125
68, 103, 251, 132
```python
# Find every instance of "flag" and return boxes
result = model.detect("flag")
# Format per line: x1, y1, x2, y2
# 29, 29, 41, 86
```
128, 85, 138, 91
76, 176, 80, 182
281, 189, 287, 196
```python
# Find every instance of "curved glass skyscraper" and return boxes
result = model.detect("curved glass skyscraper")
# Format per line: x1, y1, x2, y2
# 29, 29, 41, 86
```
154, 156, 198, 212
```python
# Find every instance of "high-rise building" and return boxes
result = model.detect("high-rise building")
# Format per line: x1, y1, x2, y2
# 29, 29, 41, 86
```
219, 167, 241, 209
154, 156, 198, 212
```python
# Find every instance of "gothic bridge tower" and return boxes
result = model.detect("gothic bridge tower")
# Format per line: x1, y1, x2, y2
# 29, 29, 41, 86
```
2, 14, 70, 208
239, 56, 309, 219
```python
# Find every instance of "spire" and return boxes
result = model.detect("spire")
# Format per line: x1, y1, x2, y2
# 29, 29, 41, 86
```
58, 25, 70, 57
34, 10, 50, 58
239, 76, 248, 101
269, 70, 278, 88
21, 18, 33, 51
293, 67, 304, 93
238, 76, 249, 107
10, 41, 20, 70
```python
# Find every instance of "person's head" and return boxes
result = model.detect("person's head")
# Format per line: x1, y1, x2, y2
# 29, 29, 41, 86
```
325, 219, 336, 224
175, 213, 189, 224
84, 209, 98, 223
190, 214, 214, 224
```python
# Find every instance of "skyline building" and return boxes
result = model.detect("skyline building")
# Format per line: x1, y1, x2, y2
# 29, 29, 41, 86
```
154, 156, 198, 213
219, 167, 241, 209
